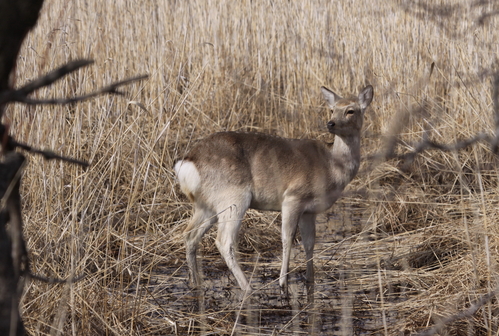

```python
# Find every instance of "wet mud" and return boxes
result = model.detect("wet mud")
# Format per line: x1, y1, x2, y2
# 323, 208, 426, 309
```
154, 203, 405, 335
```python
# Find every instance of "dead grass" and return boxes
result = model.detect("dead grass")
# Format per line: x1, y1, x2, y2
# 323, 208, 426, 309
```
7, 0, 499, 334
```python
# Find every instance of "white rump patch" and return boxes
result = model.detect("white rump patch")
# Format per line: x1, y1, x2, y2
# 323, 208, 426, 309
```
174, 160, 201, 196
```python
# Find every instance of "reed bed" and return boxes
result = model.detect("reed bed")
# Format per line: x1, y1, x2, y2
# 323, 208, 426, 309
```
7, 0, 499, 334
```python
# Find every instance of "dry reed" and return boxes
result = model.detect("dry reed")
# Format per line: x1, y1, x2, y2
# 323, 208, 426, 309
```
7, 0, 499, 334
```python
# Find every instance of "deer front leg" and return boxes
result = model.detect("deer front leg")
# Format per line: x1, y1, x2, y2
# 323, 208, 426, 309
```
279, 202, 302, 294
299, 213, 316, 303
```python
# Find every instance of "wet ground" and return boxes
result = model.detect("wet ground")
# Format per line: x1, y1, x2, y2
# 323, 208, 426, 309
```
152, 202, 410, 335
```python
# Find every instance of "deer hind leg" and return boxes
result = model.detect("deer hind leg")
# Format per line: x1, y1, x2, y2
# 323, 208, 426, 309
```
185, 204, 217, 288
298, 213, 316, 302
214, 194, 251, 292
279, 202, 302, 293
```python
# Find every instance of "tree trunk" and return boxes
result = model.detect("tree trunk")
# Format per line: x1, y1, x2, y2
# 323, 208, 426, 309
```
0, 1, 44, 335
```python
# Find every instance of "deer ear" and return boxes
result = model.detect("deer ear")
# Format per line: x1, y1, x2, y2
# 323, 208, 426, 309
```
321, 86, 342, 108
358, 85, 374, 110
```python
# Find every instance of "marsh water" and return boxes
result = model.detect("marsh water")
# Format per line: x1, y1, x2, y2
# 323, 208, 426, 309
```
156, 202, 406, 335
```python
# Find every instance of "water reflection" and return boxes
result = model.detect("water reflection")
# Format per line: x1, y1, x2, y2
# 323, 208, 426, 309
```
158, 201, 402, 334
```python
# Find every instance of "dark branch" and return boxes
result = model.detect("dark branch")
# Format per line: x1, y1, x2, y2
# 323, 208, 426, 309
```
0, 69, 148, 166
0, 0, 45, 121
491, 73, 499, 153
1, 71, 148, 105
0, 124, 89, 167
16, 60, 93, 96
414, 291, 496, 336
367, 132, 494, 168
11, 139, 90, 167
477, 10, 499, 25
29, 272, 85, 284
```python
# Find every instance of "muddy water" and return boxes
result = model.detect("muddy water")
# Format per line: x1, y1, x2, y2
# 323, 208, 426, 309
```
159, 202, 401, 335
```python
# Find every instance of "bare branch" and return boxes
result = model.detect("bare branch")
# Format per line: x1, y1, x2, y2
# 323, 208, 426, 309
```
366, 72, 499, 168
0, 60, 149, 106
0, 69, 148, 167
10, 139, 90, 167
9, 74, 148, 105
491, 73, 499, 153
0, 124, 89, 167
0, 0, 45, 120
369, 132, 493, 164
477, 10, 499, 25
414, 291, 496, 336
17, 59, 93, 95
0, 152, 27, 335
2, 154, 27, 280
29, 272, 85, 285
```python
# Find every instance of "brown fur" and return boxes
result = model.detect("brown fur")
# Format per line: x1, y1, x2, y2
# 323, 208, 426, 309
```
175, 85, 374, 300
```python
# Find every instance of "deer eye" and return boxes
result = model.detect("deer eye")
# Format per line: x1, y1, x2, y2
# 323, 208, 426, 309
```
346, 109, 355, 115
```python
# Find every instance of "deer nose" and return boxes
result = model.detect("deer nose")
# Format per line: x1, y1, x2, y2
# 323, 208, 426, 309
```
327, 121, 335, 131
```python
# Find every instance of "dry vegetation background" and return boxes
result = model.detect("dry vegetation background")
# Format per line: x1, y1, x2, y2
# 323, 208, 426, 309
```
7, 0, 499, 334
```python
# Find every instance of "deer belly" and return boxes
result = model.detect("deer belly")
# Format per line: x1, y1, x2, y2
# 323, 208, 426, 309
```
303, 193, 340, 213
249, 190, 283, 211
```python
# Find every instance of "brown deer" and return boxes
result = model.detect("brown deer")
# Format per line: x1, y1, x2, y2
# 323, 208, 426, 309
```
174, 85, 373, 299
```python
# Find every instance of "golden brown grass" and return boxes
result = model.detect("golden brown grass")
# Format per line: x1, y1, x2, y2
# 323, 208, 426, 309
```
7, 0, 499, 334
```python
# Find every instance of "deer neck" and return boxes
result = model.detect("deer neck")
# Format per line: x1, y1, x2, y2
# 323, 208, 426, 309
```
329, 134, 361, 187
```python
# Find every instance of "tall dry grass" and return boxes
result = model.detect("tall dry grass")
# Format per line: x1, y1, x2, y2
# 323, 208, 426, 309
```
6, 0, 499, 334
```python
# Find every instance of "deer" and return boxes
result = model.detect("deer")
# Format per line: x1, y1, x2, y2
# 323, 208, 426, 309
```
174, 85, 373, 300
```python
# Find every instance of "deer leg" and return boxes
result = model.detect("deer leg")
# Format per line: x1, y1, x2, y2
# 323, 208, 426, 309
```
298, 213, 316, 302
185, 205, 217, 288
215, 200, 251, 292
279, 203, 302, 293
